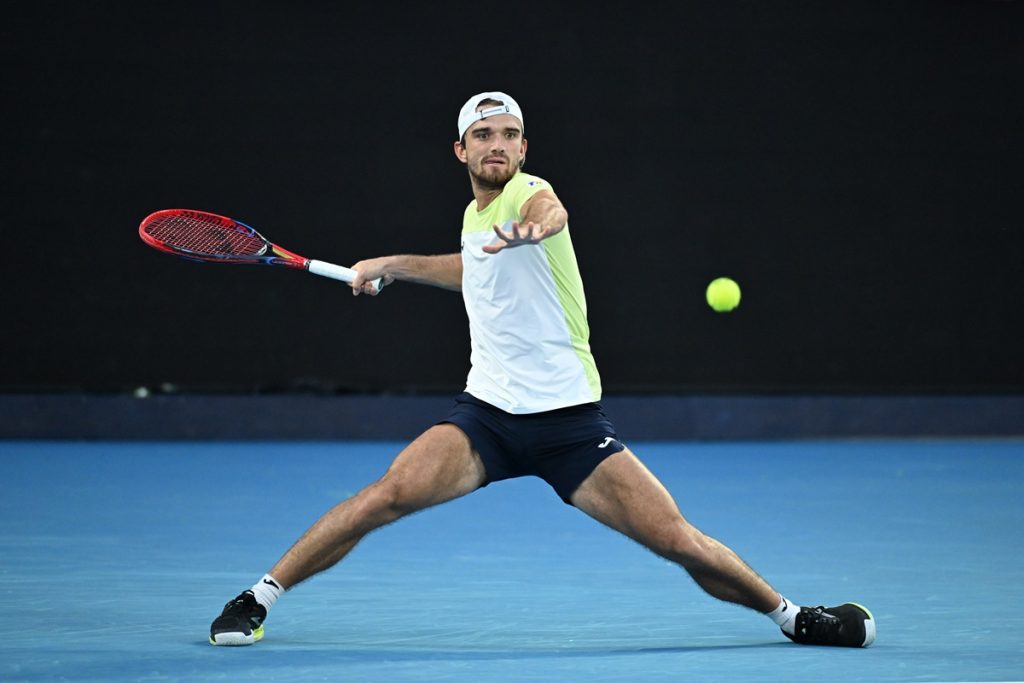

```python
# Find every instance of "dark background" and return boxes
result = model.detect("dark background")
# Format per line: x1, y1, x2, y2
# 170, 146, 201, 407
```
4, 1, 1022, 396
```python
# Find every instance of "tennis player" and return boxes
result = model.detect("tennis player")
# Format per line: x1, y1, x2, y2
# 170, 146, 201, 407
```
210, 92, 875, 648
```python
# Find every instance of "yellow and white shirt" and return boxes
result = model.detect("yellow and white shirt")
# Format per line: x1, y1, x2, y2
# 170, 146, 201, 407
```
460, 171, 601, 413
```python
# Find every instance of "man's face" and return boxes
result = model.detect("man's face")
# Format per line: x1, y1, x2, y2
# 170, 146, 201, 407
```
457, 113, 527, 190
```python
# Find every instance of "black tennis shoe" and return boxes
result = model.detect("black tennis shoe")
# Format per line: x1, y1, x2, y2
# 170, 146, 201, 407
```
209, 590, 267, 646
783, 603, 876, 647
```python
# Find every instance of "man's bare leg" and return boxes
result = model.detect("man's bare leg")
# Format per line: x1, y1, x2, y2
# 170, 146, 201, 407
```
570, 448, 779, 613
270, 423, 486, 587
571, 448, 876, 647
210, 423, 486, 645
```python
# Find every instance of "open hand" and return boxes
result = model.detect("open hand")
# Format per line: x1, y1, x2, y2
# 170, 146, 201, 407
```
482, 221, 558, 254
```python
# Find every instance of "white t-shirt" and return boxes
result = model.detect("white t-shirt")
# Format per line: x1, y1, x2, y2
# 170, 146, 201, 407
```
460, 171, 602, 414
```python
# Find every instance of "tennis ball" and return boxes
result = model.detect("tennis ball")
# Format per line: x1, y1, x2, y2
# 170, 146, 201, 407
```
706, 277, 741, 312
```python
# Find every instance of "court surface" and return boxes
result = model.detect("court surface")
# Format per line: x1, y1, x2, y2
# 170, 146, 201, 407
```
2, 439, 1022, 682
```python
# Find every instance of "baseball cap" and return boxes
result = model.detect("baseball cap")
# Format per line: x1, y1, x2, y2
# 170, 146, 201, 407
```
457, 91, 524, 139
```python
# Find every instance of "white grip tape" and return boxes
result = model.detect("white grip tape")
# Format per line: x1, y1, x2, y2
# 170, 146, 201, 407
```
308, 260, 384, 292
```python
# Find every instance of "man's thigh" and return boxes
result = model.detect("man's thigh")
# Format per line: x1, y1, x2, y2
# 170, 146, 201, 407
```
380, 423, 488, 511
569, 448, 689, 547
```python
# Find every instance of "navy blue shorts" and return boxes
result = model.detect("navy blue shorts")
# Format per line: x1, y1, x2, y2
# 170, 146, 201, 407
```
438, 392, 626, 504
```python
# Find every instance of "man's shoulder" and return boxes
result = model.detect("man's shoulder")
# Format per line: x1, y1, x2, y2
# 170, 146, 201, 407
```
511, 171, 550, 191
505, 172, 554, 208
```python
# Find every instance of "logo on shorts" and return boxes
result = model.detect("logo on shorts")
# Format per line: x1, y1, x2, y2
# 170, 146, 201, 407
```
597, 437, 615, 449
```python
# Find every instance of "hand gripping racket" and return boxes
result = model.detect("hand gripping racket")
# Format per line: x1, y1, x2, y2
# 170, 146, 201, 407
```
138, 209, 383, 292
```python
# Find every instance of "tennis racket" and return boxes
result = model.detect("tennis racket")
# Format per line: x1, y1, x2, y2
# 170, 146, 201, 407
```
138, 209, 383, 292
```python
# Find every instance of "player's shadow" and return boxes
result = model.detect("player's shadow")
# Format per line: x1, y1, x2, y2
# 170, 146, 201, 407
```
194, 640, 789, 660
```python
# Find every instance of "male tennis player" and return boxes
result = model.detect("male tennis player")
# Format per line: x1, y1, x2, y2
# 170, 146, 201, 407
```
210, 92, 875, 648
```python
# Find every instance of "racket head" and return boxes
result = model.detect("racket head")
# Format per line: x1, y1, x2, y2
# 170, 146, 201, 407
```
138, 209, 305, 267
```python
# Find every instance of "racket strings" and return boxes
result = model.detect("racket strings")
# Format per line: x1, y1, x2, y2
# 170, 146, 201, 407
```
145, 214, 268, 257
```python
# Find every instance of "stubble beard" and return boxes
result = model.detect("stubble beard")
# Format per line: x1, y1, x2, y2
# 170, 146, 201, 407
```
468, 158, 519, 192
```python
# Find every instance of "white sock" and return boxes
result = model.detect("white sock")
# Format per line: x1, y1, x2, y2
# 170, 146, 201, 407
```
767, 595, 800, 635
250, 574, 284, 611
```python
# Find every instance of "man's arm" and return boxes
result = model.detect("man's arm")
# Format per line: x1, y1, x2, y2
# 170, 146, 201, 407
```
483, 189, 568, 254
349, 253, 462, 296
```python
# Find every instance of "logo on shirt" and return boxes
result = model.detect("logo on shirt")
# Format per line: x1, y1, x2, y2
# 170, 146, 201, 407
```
527, 180, 545, 187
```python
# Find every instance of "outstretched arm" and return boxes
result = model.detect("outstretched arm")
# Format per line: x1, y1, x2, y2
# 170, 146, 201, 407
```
349, 253, 462, 296
483, 189, 568, 254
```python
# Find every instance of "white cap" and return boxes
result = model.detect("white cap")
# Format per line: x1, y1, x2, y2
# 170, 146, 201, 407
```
457, 91, 524, 139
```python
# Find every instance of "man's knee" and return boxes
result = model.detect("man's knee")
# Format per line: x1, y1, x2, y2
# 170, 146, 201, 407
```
358, 477, 415, 524
648, 520, 714, 568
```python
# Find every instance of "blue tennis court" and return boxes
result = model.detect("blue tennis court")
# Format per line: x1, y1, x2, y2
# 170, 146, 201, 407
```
2, 439, 1022, 682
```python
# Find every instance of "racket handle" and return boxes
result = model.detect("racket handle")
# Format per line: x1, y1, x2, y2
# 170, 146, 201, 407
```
308, 259, 384, 292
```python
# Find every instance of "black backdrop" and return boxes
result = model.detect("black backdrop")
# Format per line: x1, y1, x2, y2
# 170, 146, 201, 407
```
4, 1, 1022, 395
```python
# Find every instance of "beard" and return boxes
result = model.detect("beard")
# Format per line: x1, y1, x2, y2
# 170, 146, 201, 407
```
468, 156, 519, 191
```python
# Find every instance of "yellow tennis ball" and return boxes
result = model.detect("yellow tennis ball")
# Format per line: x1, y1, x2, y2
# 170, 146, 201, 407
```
706, 277, 741, 312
